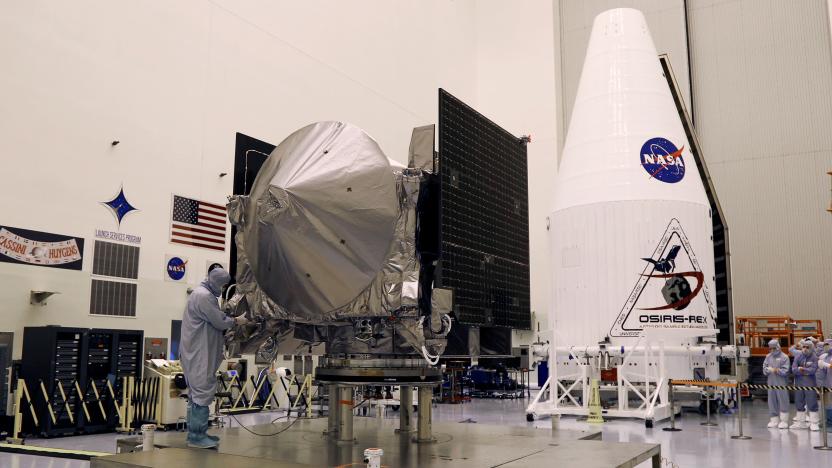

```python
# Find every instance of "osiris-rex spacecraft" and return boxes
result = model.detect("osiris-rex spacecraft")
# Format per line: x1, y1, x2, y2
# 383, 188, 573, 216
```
222, 90, 532, 440
225, 122, 449, 382
224, 88, 531, 375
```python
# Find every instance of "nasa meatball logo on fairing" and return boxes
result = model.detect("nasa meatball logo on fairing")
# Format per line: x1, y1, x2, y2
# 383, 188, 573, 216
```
640, 137, 685, 183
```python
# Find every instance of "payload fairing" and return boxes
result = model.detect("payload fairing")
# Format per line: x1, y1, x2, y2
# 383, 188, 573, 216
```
552, 8, 715, 347
528, 8, 736, 424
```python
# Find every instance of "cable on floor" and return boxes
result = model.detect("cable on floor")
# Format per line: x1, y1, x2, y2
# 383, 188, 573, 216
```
227, 387, 320, 437
229, 411, 306, 437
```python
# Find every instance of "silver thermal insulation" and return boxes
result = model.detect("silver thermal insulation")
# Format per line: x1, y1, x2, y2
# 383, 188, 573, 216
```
240, 121, 397, 317
225, 122, 441, 358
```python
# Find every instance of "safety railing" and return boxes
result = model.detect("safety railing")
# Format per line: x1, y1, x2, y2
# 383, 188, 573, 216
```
664, 379, 832, 451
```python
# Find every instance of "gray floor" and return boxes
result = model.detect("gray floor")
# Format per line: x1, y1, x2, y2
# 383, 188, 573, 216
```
3, 394, 831, 467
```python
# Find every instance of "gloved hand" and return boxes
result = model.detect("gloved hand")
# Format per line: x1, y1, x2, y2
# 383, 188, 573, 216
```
234, 315, 250, 326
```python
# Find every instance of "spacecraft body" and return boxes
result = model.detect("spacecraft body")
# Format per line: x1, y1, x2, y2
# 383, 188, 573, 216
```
225, 122, 449, 370
550, 8, 718, 380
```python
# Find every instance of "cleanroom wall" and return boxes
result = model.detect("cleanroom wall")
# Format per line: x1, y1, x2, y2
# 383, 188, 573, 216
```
0, 0, 561, 359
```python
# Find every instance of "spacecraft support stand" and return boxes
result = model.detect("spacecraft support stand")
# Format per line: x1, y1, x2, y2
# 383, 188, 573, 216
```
326, 384, 339, 436
336, 386, 355, 444
527, 333, 675, 424
415, 386, 435, 443
397, 386, 413, 434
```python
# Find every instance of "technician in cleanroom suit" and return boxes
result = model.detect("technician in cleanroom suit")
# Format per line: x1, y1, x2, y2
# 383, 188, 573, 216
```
763, 338, 791, 429
818, 339, 832, 430
180, 267, 247, 449
817, 339, 832, 388
790, 339, 819, 431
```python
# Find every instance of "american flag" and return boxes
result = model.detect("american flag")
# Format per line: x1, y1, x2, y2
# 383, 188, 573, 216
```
170, 195, 227, 251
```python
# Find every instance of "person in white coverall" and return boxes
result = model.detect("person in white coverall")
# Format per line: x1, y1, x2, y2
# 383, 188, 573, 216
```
180, 267, 247, 449
763, 338, 791, 429
818, 339, 832, 388
818, 338, 832, 431
790, 339, 819, 430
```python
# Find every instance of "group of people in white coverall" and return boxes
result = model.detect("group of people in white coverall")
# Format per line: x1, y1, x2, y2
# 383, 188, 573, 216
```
763, 337, 832, 431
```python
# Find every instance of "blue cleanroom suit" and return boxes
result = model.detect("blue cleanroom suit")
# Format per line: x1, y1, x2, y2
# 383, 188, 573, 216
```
818, 342, 832, 431
817, 340, 832, 388
180, 268, 235, 448
763, 339, 790, 428
790, 340, 818, 430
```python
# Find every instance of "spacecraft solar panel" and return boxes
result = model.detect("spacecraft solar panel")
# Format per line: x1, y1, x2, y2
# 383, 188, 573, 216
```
437, 89, 531, 330
230, 133, 277, 280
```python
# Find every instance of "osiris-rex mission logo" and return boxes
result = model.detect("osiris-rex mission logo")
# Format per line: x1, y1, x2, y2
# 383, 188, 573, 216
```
610, 219, 715, 338
640, 137, 685, 183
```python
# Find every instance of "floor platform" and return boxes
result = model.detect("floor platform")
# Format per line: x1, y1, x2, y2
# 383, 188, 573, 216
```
91, 417, 661, 467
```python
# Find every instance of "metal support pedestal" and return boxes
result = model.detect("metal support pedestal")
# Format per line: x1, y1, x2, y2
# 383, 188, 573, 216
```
325, 385, 339, 436
337, 386, 355, 444
700, 388, 717, 427
415, 386, 435, 443
730, 385, 751, 440
814, 387, 832, 451
396, 386, 413, 434
662, 382, 681, 432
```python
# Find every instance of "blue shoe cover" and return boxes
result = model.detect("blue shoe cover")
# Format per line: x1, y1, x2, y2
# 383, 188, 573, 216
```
187, 434, 218, 449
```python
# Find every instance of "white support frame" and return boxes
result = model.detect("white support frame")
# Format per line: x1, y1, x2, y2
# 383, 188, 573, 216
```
526, 332, 671, 423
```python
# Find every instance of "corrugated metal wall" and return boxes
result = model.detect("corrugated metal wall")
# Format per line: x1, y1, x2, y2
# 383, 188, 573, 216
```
687, 0, 832, 328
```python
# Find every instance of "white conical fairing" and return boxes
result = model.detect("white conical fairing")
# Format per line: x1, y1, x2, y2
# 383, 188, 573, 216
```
550, 8, 717, 361
554, 8, 708, 210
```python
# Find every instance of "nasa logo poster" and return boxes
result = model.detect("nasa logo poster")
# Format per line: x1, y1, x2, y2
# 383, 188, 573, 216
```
0, 225, 84, 270
165, 255, 188, 282
640, 137, 685, 183
610, 218, 715, 337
